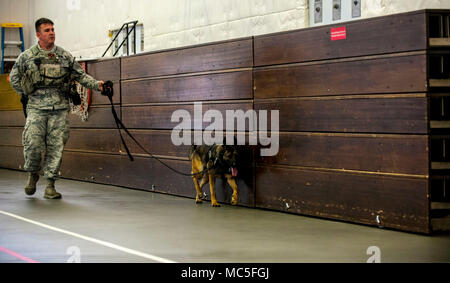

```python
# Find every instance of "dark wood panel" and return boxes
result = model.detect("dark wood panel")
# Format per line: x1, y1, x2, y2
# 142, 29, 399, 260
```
0, 110, 26, 127
69, 106, 119, 129
122, 103, 253, 130
60, 151, 254, 207
86, 58, 120, 81
60, 151, 127, 186
0, 127, 23, 146
90, 81, 120, 106
122, 71, 252, 104
120, 130, 255, 166
254, 96, 428, 134
257, 133, 429, 176
254, 11, 427, 66
254, 55, 427, 98
255, 165, 430, 233
0, 127, 122, 153
121, 39, 253, 79
120, 130, 190, 158
65, 129, 122, 153
0, 145, 24, 171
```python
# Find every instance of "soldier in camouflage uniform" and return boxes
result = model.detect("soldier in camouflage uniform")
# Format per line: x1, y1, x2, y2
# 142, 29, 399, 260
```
9, 18, 104, 199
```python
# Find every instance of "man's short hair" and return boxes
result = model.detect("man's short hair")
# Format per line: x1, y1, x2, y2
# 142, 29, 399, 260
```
35, 18, 54, 32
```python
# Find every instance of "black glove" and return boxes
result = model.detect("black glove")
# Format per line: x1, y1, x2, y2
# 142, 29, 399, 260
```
101, 81, 114, 97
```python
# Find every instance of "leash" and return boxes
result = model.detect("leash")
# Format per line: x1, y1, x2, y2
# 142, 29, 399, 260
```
101, 81, 211, 177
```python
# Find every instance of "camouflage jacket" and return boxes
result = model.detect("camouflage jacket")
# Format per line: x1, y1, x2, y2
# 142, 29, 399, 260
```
10, 44, 100, 110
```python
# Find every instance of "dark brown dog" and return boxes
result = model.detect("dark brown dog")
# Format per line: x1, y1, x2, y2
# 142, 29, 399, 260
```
189, 144, 239, 207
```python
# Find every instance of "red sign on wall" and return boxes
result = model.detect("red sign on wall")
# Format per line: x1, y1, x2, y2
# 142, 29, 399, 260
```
331, 27, 347, 41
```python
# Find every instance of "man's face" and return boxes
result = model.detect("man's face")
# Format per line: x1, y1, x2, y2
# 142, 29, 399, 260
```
36, 23, 55, 46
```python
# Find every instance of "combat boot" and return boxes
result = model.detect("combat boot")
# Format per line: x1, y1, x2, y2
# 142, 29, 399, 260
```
44, 178, 62, 199
24, 173, 39, 195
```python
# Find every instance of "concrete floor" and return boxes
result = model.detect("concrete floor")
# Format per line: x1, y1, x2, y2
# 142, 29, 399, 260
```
0, 168, 449, 263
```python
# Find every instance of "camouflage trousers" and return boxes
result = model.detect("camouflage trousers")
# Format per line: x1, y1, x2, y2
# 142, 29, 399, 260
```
22, 108, 70, 179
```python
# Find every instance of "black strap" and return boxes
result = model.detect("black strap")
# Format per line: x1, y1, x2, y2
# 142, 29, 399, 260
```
106, 92, 134, 161
101, 81, 211, 177
20, 96, 28, 118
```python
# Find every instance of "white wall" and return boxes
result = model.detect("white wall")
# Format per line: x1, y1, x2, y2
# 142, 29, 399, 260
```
3, 0, 450, 60
28, 0, 310, 59
0, 0, 33, 58
363, 0, 449, 18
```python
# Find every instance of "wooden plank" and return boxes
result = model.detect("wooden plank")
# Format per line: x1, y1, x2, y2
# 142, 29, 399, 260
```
0, 127, 122, 153
121, 38, 253, 79
429, 79, 450, 87
254, 55, 427, 98
254, 96, 428, 134
255, 165, 430, 234
0, 110, 26, 127
120, 130, 190, 158
431, 217, 450, 231
254, 11, 427, 66
60, 151, 254, 207
60, 151, 128, 185
430, 121, 450, 128
431, 202, 450, 210
0, 127, 23, 146
65, 129, 122, 153
120, 130, 255, 165
429, 38, 450, 47
69, 106, 119, 129
431, 162, 450, 170
86, 58, 120, 82
0, 107, 118, 128
0, 145, 24, 171
122, 71, 252, 104
257, 133, 429, 176
121, 102, 254, 130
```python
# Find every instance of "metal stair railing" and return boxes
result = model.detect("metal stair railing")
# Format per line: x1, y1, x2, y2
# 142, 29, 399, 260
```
102, 20, 138, 57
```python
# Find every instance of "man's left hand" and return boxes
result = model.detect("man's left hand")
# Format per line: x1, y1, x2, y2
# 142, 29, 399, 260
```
99, 81, 105, 92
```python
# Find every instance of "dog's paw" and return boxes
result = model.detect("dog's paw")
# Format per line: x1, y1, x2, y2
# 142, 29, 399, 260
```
211, 202, 221, 207
231, 199, 238, 206
195, 198, 203, 204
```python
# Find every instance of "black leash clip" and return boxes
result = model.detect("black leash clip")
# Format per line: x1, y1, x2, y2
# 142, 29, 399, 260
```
101, 80, 114, 97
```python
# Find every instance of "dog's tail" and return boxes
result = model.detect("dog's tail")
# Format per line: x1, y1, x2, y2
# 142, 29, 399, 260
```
189, 145, 197, 160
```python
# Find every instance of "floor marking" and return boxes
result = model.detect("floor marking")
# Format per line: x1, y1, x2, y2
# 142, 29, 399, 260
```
0, 210, 176, 263
0, 245, 40, 263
